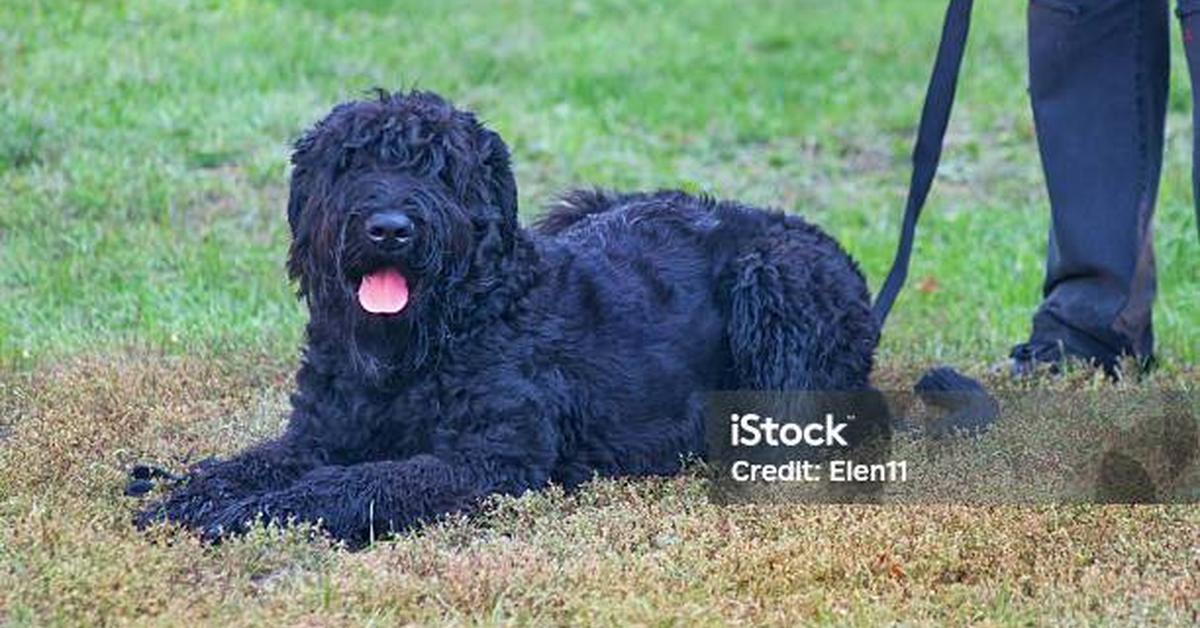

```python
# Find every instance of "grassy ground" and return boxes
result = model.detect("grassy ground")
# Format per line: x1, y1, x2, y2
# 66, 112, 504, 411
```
0, 0, 1197, 625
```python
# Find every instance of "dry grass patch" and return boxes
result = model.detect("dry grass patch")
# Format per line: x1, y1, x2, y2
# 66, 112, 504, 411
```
0, 354, 1197, 625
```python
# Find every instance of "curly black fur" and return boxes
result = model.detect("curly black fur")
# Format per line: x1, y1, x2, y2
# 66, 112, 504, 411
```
136, 90, 881, 547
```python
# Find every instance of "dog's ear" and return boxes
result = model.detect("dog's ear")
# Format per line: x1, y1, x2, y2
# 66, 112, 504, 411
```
285, 107, 348, 298
286, 134, 315, 236
285, 132, 315, 296
435, 111, 519, 250
455, 125, 520, 268
285, 127, 323, 296
474, 126, 518, 235
284, 99, 368, 299
286, 101, 357, 238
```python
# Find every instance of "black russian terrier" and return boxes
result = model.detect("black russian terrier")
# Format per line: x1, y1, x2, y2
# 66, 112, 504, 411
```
135, 90, 881, 546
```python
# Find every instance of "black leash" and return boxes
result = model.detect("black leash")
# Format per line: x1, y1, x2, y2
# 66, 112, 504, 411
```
871, 0, 994, 422
873, 0, 975, 325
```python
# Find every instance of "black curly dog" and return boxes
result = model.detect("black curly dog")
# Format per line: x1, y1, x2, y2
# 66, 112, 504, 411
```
135, 90, 886, 546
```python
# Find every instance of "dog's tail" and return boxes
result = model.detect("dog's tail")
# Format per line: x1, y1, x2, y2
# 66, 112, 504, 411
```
910, 366, 998, 437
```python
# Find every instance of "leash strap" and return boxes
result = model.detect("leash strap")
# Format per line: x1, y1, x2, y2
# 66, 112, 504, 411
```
872, 0, 975, 325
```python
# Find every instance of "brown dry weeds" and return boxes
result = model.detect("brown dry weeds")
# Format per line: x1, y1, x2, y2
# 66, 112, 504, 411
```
0, 353, 1196, 625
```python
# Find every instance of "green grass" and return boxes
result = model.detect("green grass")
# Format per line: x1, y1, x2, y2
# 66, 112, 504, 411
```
0, 1, 1197, 625
0, 0, 1194, 367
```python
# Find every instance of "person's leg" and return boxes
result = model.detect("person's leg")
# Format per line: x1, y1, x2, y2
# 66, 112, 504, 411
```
1018, 0, 1167, 376
1178, 0, 1200, 239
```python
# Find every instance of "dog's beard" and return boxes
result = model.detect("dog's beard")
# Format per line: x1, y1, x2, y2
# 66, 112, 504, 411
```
330, 253, 439, 383
343, 312, 426, 384
314, 271, 437, 384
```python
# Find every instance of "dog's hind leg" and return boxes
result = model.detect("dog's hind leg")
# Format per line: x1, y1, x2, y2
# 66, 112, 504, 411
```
725, 240, 877, 391
724, 240, 889, 467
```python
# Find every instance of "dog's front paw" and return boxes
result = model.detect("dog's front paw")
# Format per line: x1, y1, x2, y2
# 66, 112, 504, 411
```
136, 492, 262, 545
133, 489, 210, 531
125, 463, 183, 498
196, 506, 257, 544
133, 472, 233, 531
194, 496, 296, 543
133, 502, 166, 531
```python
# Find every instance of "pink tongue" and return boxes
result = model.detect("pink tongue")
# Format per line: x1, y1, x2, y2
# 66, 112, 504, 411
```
357, 269, 409, 314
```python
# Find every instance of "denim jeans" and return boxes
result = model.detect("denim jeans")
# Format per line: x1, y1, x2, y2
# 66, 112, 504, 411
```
1026, 0, 1198, 361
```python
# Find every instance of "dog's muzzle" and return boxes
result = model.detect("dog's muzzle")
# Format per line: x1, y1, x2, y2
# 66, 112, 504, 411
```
356, 210, 416, 315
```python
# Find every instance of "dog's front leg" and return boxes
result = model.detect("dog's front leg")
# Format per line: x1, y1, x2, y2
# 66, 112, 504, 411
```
199, 453, 550, 546
193, 404, 560, 545
135, 437, 323, 530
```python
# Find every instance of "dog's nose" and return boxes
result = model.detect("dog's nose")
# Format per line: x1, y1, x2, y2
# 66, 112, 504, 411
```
365, 211, 414, 248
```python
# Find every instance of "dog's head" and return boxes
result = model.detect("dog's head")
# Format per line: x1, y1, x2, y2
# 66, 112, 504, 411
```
286, 90, 518, 376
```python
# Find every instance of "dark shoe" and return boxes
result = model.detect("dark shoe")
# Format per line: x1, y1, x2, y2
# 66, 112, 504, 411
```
1008, 339, 1122, 379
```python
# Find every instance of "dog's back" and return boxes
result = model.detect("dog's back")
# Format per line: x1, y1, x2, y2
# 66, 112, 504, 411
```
520, 188, 880, 485
535, 188, 879, 391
